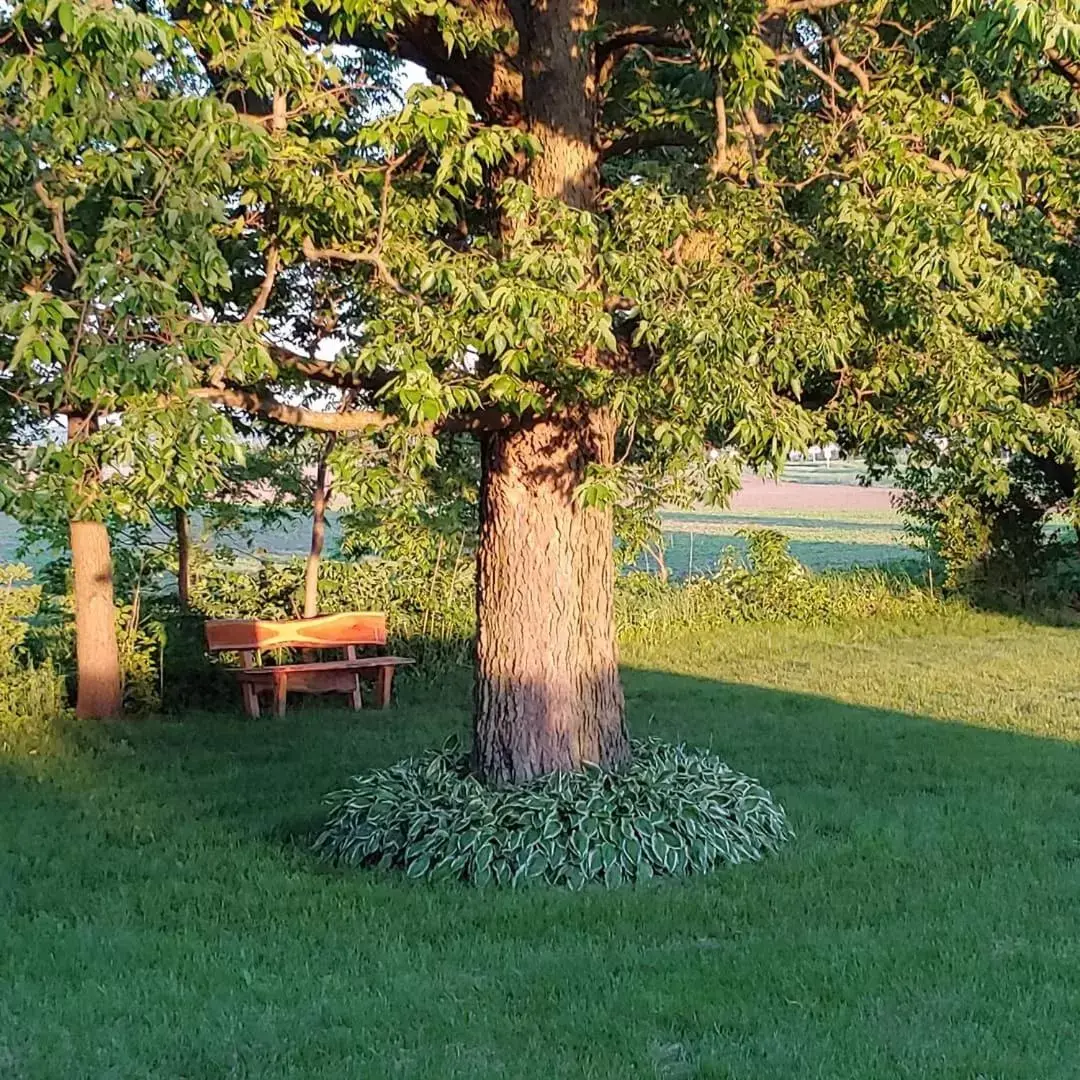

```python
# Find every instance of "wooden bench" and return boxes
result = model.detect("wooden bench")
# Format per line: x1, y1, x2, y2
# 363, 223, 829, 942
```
205, 612, 414, 718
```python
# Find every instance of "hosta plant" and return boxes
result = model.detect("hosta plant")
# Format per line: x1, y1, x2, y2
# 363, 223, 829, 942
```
315, 739, 792, 888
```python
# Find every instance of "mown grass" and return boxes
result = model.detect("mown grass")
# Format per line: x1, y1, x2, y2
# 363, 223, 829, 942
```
4, 609, 1080, 1078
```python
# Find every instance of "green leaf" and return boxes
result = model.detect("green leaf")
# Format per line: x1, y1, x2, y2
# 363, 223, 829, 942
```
406, 853, 431, 878
27, 232, 49, 259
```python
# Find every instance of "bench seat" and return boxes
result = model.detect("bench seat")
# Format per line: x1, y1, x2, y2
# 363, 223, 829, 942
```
231, 657, 416, 678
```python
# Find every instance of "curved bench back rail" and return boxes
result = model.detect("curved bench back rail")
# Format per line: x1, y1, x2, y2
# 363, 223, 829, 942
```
205, 611, 387, 654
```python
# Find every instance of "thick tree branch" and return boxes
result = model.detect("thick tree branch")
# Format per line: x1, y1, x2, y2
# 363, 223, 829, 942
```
742, 107, 777, 140
600, 127, 702, 162
709, 73, 729, 177
240, 91, 286, 326
312, 9, 524, 124
830, 40, 871, 94
595, 25, 693, 81
190, 386, 527, 436
764, 0, 850, 14
192, 387, 396, 432
920, 155, 968, 179
242, 246, 279, 325
300, 236, 416, 301
780, 47, 850, 98
267, 346, 396, 395
301, 237, 385, 270
1047, 46, 1080, 91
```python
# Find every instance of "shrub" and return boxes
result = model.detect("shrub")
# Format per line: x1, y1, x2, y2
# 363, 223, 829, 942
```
16, 528, 938, 714
0, 565, 70, 743
0, 564, 40, 667
189, 553, 474, 672
23, 587, 167, 714
0, 663, 69, 749
314, 738, 792, 888
896, 452, 1079, 605
134, 530, 938, 709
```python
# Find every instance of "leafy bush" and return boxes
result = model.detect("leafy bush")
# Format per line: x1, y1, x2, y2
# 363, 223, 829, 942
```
189, 530, 930, 657
0, 565, 69, 743
15, 527, 938, 714
0, 663, 69, 749
23, 587, 166, 714
135, 529, 938, 709
0, 564, 40, 666
189, 552, 474, 672
896, 452, 1079, 605
315, 738, 792, 888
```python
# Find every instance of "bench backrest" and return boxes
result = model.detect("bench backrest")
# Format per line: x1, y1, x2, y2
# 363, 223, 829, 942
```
205, 612, 387, 655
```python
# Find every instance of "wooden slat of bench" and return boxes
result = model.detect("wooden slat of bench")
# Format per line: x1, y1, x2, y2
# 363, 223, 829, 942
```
230, 657, 415, 678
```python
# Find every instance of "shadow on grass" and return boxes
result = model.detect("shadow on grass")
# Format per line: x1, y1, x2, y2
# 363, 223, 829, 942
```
4, 664, 1080, 1078
12, 661, 1080, 863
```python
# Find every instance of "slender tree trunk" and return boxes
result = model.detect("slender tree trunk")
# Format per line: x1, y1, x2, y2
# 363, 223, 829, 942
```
67, 414, 123, 720
303, 436, 334, 619
651, 540, 670, 583
471, 0, 629, 783
175, 506, 192, 610
70, 519, 123, 720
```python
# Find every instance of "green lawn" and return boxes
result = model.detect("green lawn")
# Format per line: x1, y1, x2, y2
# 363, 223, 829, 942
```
4, 610, 1080, 1078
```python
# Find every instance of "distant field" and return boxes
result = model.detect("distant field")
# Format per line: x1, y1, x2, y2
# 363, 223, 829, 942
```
661, 463, 911, 576
0, 462, 918, 576
653, 507, 915, 577
761, 459, 881, 486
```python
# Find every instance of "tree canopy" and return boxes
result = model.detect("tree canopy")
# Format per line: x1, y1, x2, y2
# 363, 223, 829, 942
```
4, 0, 1080, 504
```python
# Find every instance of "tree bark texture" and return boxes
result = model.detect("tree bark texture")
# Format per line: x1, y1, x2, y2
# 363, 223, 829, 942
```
71, 519, 123, 720
515, 0, 599, 210
474, 410, 628, 783
175, 506, 192, 610
471, 0, 630, 783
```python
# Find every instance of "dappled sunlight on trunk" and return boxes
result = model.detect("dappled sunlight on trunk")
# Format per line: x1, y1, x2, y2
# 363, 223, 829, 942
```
474, 411, 628, 784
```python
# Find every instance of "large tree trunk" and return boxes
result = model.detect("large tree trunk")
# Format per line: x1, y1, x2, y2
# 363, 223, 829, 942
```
71, 519, 123, 720
471, 0, 628, 783
474, 411, 628, 783
175, 506, 192, 610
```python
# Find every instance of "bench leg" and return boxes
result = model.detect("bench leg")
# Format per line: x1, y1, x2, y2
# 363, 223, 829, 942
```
273, 671, 288, 717
350, 674, 363, 711
374, 665, 394, 708
241, 681, 260, 719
